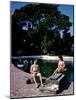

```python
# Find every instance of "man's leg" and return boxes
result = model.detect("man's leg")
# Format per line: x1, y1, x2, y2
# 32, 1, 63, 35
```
32, 73, 38, 87
37, 73, 43, 86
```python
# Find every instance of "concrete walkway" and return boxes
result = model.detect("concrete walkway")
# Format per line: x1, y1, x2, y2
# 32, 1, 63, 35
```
10, 64, 74, 98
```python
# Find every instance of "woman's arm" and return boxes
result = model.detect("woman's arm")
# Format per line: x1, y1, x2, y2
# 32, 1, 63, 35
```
62, 61, 65, 68
52, 61, 60, 75
52, 68, 58, 75
58, 61, 60, 68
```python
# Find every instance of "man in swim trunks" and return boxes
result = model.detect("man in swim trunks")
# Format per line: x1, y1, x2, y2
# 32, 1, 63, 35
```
30, 60, 43, 88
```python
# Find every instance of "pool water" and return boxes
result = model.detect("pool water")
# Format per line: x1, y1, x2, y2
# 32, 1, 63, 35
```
38, 60, 74, 81
12, 58, 74, 81
39, 60, 57, 77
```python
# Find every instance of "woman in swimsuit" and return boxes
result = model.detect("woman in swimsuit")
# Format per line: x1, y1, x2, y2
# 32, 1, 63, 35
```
53, 56, 66, 75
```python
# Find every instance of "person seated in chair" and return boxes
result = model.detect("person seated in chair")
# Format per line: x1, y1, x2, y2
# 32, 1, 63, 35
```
53, 56, 66, 75
30, 60, 43, 88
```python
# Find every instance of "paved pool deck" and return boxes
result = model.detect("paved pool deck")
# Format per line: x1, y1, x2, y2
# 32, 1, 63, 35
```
10, 64, 74, 99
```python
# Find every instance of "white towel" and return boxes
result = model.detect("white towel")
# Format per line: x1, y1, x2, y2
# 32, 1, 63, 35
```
47, 84, 59, 91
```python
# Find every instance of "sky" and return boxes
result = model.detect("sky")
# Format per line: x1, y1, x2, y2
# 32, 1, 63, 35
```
10, 1, 74, 35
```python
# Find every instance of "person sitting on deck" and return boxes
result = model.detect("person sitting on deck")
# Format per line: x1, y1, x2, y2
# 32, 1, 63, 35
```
30, 60, 43, 88
53, 56, 66, 75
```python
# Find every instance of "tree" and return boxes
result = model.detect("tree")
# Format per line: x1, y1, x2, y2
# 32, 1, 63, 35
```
11, 3, 73, 56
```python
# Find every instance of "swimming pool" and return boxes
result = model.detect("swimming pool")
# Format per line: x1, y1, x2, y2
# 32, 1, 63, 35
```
12, 57, 74, 82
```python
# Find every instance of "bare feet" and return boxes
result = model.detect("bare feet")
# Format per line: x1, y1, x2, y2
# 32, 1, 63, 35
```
41, 84, 44, 87
36, 84, 40, 88
36, 84, 38, 88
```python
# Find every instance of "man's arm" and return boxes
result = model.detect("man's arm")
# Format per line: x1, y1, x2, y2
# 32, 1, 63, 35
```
30, 65, 33, 74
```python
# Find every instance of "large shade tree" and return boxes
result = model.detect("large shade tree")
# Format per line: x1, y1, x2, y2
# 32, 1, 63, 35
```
11, 3, 73, 56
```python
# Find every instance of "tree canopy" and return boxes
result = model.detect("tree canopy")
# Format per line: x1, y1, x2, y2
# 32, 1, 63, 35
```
11, 3, 74, 56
